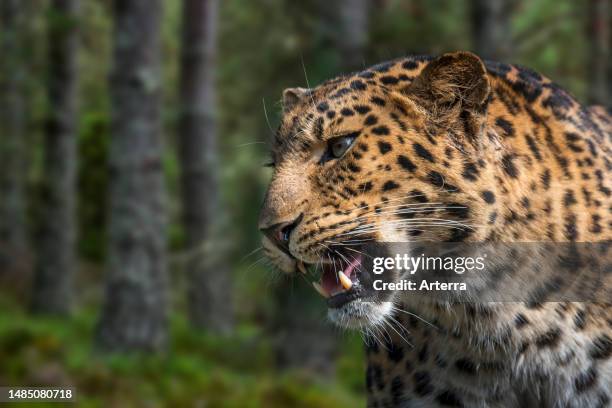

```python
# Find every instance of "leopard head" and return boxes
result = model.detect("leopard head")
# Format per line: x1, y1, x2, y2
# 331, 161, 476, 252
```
259, 52, 500, 329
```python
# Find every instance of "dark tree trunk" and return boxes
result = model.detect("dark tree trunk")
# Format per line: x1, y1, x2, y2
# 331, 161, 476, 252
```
0, 0, 27, 269
586, 0, 610, 106
469, 0, 515, 61
31, 0, 78, 315
178, 0, 233, 333
335, 0, 370, 71
95, 0, 168, 352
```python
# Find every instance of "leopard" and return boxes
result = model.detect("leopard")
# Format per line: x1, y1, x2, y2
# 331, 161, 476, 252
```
258, 51, 611, 407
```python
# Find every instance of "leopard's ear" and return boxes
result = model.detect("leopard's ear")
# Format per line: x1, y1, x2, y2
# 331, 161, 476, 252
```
282, 87, 310, 113
406, 51, 490, 116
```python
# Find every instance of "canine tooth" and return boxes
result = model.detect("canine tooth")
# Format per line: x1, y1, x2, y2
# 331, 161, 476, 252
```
313, 281, 329, 298
338, 271, 353, 290
297, 261, 307, 275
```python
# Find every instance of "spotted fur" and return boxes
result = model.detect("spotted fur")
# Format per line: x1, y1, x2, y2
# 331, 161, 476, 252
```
259, 52, 611, 407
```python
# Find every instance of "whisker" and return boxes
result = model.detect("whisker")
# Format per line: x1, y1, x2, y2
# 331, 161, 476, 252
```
391, 305, 439, 330
383, 315, 413, 347
299, 53, 317, 110
262, 97, 274, 133
239, 246, 263, 263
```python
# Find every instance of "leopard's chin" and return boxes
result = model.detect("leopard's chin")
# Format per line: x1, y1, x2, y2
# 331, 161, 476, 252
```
327, 300, 394, 329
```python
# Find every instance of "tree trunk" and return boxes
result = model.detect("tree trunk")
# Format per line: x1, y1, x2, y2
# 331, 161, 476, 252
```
586, 0, 610, 106
178, 0, 233, 333
335, 0, 370, 71
0, 0, 27, 270
31, 0, 78, 315
469, 0, 514, 61
95, 0, 168, 352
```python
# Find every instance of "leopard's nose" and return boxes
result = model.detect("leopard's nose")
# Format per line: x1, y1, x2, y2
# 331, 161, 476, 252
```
259, 214, 303, 250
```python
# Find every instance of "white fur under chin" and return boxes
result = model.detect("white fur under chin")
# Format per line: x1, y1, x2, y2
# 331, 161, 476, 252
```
327, 300, 393, 329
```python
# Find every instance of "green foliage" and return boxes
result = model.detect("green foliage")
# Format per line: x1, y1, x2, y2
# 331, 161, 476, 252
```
369, 0, 470, 57
512, 0, 588, 99
0, 300, 365, 407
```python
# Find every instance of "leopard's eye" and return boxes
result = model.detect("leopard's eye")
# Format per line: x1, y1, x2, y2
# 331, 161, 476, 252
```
331, 135, 356, 157
319, 132, 360, 164
331, 137, 353, 158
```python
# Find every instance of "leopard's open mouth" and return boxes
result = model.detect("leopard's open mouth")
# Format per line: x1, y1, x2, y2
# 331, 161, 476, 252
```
298, 246, 379, 309
290, 244, 396, 329
319, 252, 365, 308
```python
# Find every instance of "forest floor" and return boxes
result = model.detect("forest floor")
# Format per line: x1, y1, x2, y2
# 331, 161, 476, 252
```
0, 296, 365, 407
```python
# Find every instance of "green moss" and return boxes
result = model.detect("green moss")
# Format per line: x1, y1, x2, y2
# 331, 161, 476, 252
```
0, 303, 364, 407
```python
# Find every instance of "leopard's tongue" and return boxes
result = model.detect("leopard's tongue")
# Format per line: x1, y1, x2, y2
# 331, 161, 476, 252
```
319, 254, 363, 296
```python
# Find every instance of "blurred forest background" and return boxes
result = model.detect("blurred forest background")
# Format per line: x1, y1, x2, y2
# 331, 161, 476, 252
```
0, 0, 609, 406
